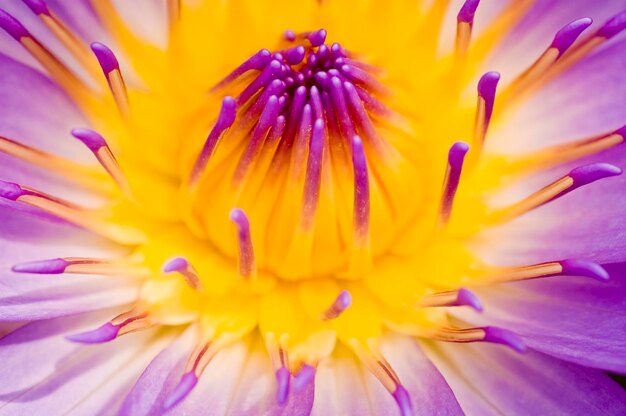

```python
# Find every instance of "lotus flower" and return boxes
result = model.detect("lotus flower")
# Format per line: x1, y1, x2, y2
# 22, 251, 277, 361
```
0, 0, 625, 414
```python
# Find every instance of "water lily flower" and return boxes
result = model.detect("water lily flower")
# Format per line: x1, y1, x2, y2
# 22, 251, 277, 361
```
1, 0, 626, 414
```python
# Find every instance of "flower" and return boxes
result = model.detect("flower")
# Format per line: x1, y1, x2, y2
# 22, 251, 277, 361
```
0, 0, 625, 414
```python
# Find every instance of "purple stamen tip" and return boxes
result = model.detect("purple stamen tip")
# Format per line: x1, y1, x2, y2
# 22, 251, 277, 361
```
284, 30, 296, 42
22, 0, 51, 16
66, 322, 120, 344
293, 364, 316, 392
551, 18, 593, 55
457, 0, 480, 24
163, 372, 198, 410
569, 163, 622, 187
162, 257, 189, 273
0, 10, 30, 40
276, 366, 291, 405
71, 128, 107, 152
456, 288, 483, 312
12, 258, 69, 274
392, 385, 414, 416
229, 208, 250, 229
284, 45, 306, 65
217, 96, 237, 129
448, 141, 470, 168
615, 125, 626, 138
90, 42, 120, 74
336, 290, 352, 309
477, 71, 500, 100
0, 180, 25, 201
308, 29, 327, 47
483, 326, 527, 353
559, 259, 609, 281
598, 9, 626, 39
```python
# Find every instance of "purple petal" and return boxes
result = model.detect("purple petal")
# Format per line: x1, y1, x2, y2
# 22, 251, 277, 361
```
425, 342, 626, 415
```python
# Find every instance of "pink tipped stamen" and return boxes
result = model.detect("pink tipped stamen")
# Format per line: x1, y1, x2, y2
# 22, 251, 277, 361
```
189, 96, 237, 187
163, 257, 204, 290
237, 60, 282, 106
71, 128, 133, 197
91, 42, 130, 117
550, 18, 594, 58
12, 257, 149, 277
229, 208, 256, 279
210, 49, 272, 93
490, 259, 609, 282
164, 372, 198, 410
293, 364, 316, 392
67, 309, 151, 344
439, 141, 470, 226
351, 135, 370, 247
301, 118, 325, 230
329, 77, 357, 140
455, 0, 481, 59
475, 72, 500, 146
490, 163, 622, 223
0, 9, 86, 97
432, 326, 527, 353
417, 288, 483, 312
0, 179, 145, 245
320, 290, 352, 320
276, 366, 291, 405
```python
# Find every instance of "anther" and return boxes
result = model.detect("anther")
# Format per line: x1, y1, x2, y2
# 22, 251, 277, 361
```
188, 97, 237, 187
489, 163, 622, 223
431, 326, 526, 353
67, 307, 151, 344
416, 288, 483, 312
0, 180, 145, 245
12, 257, 149, 277
351, 135, 370, 251
293, 364, 316, 392
163, 257, 204, 290
229, 208, 257, 279
210, 49, 272, 93
320, 290, 352, 320
300, 119, 325, 231
71, 128, 133, 198
474, 72, 500, 147
488, 259, 609, 282
438, 142, 470, 227
455, 0, 481, 60
0, 9, 87, 100
91, 42, 130, 117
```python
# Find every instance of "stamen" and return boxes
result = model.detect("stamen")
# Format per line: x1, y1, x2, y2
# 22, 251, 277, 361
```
0, 180, 146, 245
12, 257, 149, 277
350, 339, 413, 416
292, 364, 316, 392
474, 72, 500, 148
71, 128, 133, 198
488, 163, 622, 223
284, 29, 327, 47
233, 95, 282, 186
237, 60, 282, 106
552, 10, 626, 76
188, 97, 237, 187
300, 119, 325, 231
229, 208, 256, 279
320, 290, 352, 320
416, 288, 483, 311
0, 135, 108, 189
265, 332, 292, 405
438, 142, 470, 227
22, 0, 102, 81
431, 326, 526, 352
91, 42, 130, 117
455, 0, 481, 60
0, 9, 88, 100
162, 257, 204, 290
504, 18, 593, 102
487, 259, 609, 282
210, 49, 272, 93
350, 135, 371, 275
67, 307, 151, 344
527, 126, 626, 167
